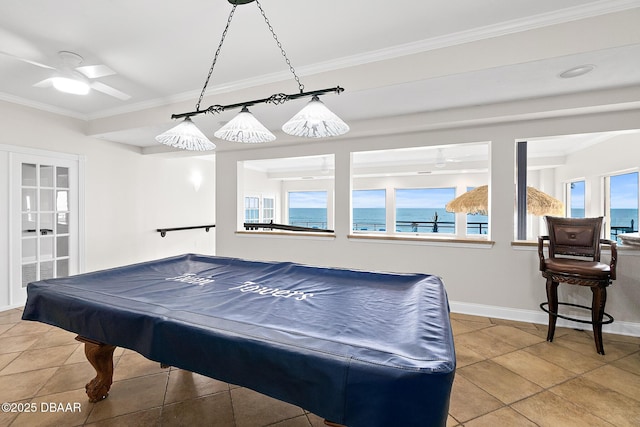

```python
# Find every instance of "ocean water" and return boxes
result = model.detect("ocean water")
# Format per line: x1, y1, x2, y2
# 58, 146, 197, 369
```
290, 208, 487, 233
571, 208, 637, 227
289, 208, 637, 236
288, 208, 328, 229
572, 208, 638, 240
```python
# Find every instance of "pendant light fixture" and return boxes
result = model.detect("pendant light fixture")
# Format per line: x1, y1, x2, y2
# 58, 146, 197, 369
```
214, 106, 275, 143
155, 117, 216, 151
156, 0, 348, 151
282, 95, 350, 138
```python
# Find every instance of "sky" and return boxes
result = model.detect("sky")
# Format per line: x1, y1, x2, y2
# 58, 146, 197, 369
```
395, 188, 456, 209
572, 172, 638, 210
610, 172, 639, 209
289, 191, 327, 209
352, 189, 385, 208
352, 188, 458, 209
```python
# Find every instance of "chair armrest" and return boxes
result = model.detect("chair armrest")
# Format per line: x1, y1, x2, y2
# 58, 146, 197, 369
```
601, 239, 617, 280
538, 236, 549, 271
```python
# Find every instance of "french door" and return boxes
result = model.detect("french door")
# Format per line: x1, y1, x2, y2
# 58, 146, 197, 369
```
9, 152, 81, 306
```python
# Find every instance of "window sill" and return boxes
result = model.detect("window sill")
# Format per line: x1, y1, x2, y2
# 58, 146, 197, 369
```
348, 234, 494, 248
511, 240, 538, 248
236, 230, 336, 239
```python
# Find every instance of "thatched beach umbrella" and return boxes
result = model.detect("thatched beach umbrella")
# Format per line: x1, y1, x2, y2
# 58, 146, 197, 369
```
445, 185, 564, 216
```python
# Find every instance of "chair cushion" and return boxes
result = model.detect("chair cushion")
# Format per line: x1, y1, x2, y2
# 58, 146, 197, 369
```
544, 258, 610, 279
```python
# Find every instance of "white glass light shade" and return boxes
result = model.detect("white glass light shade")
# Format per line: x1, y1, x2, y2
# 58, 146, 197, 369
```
214, 106, 276, 143
282, 95, 349, 138
51, 76, 90, 95
155, 117, 216, 151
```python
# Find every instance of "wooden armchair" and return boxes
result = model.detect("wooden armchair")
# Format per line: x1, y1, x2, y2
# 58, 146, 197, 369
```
538, 216, 617, 355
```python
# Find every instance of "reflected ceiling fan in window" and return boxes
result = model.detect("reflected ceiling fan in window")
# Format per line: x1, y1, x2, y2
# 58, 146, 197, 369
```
0, 50, 131, 100
434, 148, 461, 168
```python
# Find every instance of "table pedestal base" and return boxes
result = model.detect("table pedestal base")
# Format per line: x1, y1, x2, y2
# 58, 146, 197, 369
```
75, 336, 116, 403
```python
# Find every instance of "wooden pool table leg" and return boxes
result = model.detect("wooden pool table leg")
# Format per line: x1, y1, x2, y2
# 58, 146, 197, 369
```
75, 336, 117, 403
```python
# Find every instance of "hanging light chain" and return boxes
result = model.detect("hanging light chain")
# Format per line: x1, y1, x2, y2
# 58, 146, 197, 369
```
169, 0, 345, 122
255, 0, 304, 94
196, 3, 238, 111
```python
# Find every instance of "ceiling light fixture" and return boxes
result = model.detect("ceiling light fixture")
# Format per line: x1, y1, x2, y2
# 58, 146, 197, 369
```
51, 74, 90, 95
156, 0, 348, 151
558, 64, 595, 79
155, 117, 216, 151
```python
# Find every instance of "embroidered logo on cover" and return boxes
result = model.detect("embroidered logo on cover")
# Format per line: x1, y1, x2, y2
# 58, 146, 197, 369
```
165, 273, 215, 285
229, 281, 314, 301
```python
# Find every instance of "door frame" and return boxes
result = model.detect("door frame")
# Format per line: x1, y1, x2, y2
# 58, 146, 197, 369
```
3, 144, 85, 308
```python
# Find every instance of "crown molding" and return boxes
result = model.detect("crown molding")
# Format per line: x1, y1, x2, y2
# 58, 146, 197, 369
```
0, 91, 88, 121
296, 0, 640, 77
89, 0, 640, 121
18, 0, 640, 122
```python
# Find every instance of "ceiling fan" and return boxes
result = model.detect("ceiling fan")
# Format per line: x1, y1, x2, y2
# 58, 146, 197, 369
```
0, 50, 131, 100
434, 148, 461, 168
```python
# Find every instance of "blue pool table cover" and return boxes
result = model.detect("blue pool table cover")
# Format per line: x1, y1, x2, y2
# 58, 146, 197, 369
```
23, 254, 455, 427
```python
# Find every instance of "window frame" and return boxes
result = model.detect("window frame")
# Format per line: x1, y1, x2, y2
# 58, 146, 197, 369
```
394, 187, 457, 235
352, 189, 387, 232
565, 179, 586, 219
262, 197, 275, 223
244, 195, 277, 224
287, 190, 329, 230
604, 170, 639, 242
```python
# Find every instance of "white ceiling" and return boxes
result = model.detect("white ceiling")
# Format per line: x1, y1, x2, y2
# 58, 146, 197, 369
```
1, 0, 639, 155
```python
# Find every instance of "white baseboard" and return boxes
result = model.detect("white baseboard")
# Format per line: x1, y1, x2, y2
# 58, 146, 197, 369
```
450, 301, 640, 338
0, 304, 24, 313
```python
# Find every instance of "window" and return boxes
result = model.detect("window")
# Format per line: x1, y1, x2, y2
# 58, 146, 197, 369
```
288, 191, 328, 229
466, 187, 489, 235
244, 196, 276, 224
244, 197, 260, 223
395, 188, 455, 233
607, 171, 638, 241
351, 142, 489, 239
240, 155, 334, 232
352, 189, 386, 231
523, 132, 640, 241
263, 197, 275, 222
568, 180, 585, 218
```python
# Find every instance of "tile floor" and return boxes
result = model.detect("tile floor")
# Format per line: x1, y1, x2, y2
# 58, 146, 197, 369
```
0, 308, 639, 426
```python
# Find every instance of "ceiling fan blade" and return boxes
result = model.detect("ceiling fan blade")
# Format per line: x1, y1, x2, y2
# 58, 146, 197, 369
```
33, 78, 54, 88
90, 81, 131, 100
0, 50, 56, 70
76, 64, 116, 79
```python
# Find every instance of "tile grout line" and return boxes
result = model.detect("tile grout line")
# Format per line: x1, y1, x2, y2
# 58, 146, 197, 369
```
453, 323, 618, 426
157, 366, 172, 427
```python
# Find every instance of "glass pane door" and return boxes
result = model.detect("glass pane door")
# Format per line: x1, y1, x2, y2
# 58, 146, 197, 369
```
20, 163, 72, 286
11, 152, 80, 306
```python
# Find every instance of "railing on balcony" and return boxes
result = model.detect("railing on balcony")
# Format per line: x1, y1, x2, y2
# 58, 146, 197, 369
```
286, 221, 329, 230
611, 219, 636, 242
351, 221, 489, 234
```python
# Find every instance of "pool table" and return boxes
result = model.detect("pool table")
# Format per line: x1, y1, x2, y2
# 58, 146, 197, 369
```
22, 254, 455, 427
